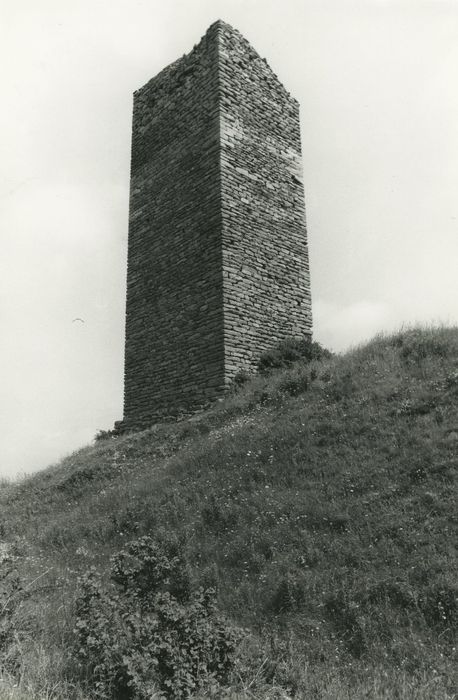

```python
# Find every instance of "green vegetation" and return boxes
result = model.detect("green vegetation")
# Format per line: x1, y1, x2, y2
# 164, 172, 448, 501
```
74, 536, 238, 698
0, 326, 457, 698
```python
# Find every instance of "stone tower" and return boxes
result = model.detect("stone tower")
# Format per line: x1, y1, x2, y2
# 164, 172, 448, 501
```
120, 20, 312, 430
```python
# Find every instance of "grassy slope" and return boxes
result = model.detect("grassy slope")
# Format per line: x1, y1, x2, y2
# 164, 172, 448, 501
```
0, 326, 457, 698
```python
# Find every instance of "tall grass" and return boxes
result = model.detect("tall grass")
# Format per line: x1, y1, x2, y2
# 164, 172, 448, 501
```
1, 326, 457, 698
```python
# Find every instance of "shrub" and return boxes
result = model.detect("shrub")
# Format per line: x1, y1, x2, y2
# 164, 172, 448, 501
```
94, 429, 117, 442
110, 535, 192, 603
74, 536, 239, 699
275, 369, 310, 397
232, 368, 252, 388
257, 337, 332, 375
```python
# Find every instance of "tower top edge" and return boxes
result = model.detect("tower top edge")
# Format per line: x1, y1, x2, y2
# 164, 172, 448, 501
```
133, 20, 297, 104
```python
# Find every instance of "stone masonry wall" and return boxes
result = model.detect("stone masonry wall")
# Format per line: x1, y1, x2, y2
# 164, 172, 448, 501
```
120, 20, 312, 430
122, 24, 225, 429
218, 23, 312, 383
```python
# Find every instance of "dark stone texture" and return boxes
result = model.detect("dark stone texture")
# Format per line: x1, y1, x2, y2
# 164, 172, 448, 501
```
120, 20, 312, 431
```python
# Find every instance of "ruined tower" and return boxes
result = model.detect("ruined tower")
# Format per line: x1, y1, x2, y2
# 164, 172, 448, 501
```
120, 20, 312, 430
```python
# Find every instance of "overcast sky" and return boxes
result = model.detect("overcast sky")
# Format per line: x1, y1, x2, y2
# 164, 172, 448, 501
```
1, 0, 457, 478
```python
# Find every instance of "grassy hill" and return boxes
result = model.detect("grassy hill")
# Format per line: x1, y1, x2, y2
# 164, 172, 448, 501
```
0, 326, 457, 699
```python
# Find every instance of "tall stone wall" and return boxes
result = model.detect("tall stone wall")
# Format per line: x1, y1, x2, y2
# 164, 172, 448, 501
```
218, 23, 312, 382
120, 20, 312, 430
123, 24, 224, 429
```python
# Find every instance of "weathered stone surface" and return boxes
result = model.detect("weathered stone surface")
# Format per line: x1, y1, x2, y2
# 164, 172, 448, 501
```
120, 20, 312, 431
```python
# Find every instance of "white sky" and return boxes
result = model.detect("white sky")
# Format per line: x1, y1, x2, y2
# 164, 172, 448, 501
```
1, 0, 457, 478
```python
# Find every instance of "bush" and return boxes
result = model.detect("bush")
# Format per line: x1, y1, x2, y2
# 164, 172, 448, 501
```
110, 535, 192, 603
74, 536, 239, 699
232, 369, 252, 388
257, 337, 332, 375
94, 429, 117, 442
